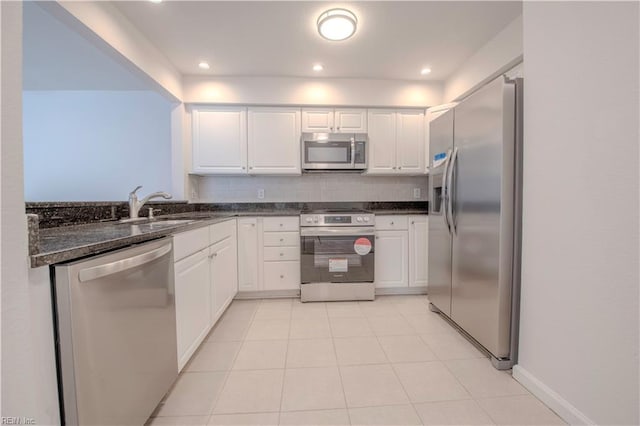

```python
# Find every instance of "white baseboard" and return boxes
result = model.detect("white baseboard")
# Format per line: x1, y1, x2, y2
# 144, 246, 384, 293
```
376, 286, 428, 295
512, 365, 595, 425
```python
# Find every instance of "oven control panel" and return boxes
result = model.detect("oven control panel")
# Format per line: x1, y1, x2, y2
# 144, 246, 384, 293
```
300, 213, 375, 227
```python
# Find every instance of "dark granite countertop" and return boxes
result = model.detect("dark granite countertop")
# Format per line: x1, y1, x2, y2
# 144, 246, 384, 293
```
31, 215, 236, 268
28, 202, 428, 267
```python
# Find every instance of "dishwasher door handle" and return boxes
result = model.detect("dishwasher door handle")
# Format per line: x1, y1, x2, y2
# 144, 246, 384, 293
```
78, 243, 172, 282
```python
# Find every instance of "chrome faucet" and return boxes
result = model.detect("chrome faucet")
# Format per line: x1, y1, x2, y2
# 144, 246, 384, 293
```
128, 186, 172, 219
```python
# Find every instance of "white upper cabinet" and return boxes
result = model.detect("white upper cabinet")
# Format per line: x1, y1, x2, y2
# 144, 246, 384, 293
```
192, 106, 247, 174
368, 109, 425, 175
396, 110, 425, 174
301, 109, 334, 132
367, 109, 397, 174
248, 107, 302, 175
301, 108, 367, 133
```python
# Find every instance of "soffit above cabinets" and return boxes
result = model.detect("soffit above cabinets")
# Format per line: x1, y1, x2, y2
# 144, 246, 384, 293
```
112, 1, 522, 82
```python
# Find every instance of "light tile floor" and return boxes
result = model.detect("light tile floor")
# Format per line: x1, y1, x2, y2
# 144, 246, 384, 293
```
148, 295, 565, 425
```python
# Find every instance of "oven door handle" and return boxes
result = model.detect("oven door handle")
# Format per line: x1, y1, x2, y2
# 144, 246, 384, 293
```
300, 227, 376, 237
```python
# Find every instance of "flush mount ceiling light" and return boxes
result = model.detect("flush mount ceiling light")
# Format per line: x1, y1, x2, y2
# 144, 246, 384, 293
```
421, 67, 432, 75
198, 61, 210, 70
149, 0, 162, 3
317, 8, 357, 41
313, 64, 324, 72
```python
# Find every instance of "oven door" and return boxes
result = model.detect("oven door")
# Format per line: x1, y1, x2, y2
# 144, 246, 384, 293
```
300, 227, 375, 283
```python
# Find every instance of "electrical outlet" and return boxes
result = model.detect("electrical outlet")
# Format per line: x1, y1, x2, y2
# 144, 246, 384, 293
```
257, 189, 265, 199
413, 188, 421, 199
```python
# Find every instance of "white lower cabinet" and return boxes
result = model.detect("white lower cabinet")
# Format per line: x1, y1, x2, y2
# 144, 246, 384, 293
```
263, 261, 300, 291
174, 248, 211, 370
173, 219, 238, 371
409, 215, 429, 287
236, 216, 301, 294
375, 230, 409, 288
237, 218, 261, 292
374, 214, 428, 290
209, 223, 238, 324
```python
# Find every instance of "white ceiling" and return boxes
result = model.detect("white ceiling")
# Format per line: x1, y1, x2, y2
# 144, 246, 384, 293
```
113, 1, 522, 82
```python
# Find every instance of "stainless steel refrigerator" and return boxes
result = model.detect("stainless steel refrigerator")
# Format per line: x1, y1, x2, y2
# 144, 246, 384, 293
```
428, 75, 522, 370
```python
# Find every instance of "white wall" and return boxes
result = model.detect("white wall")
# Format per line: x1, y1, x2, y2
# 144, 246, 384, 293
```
196, 174, 428, 203
183, 76, 443, 107
1, 1, 38, 421
515, 3, 639, 425
43, 1, 182, 101
23, 90, 173, 201
444, 15, 522, 102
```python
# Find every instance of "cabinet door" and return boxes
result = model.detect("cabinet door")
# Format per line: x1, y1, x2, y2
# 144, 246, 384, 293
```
374, 230, 408, 288
301, 108, 334, 132
192, 107, 247, 174
237, 218, 260, 291
210, 232, 238, 324
367, 109, 397, 174
396, 110, 425, 175
335, 108, 367, 132
409, 216, 428, 287
174, 249, 211, 371
263, 261, 300, 291
248, 107, 301, 175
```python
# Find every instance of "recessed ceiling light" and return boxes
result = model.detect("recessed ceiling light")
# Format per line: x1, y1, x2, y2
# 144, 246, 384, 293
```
421, 67, 432, 75
313, 64, 324, 72
317, 8, 357, 41
149, 0, 162, 3
198, 61, 210, 70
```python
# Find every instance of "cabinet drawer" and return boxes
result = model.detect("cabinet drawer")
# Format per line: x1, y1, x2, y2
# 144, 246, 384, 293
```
375, 215, 409, 231
264, 246, 300, 261
263, 261, 300, 291
173, 227, 210, 262
263, 216, 299, 232
210, 219, 236, 244
263, 231, 299, 247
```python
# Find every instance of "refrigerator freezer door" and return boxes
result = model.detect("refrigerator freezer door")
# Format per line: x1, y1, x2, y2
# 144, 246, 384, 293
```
450, 77, 516, 359
427, 109, 454, 316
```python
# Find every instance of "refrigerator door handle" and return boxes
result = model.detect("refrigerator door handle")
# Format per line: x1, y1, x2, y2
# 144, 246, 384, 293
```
442, 148, 453, 233
447, 147, 459, 234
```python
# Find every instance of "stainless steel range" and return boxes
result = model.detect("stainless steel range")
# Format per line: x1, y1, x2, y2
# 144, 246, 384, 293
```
300, 209, 375, 302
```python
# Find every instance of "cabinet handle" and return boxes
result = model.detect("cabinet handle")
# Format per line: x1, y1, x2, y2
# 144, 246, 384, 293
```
280, 274, 284, 279
209, 253, 217, 259
242, 166, 246, 170
249, 167, 253, 170
398, 167, 402, 170
279, 252, 284, 256
251, 223, 255, 227
279, 238, 284, 242
393, 166, 397, 170
390, 221, 394, 225
375, 236, 379, 240
279, 223, 283, 227
411, 221, 415, 225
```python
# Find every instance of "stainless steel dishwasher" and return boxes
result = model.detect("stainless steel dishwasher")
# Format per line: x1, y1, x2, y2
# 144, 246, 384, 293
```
53, 237, 177, 425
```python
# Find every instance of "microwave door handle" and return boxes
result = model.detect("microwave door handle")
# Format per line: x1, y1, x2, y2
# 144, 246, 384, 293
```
350, 137, 355, 167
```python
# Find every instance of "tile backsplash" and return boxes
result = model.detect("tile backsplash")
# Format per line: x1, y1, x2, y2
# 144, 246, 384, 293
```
196, 174, 429, 203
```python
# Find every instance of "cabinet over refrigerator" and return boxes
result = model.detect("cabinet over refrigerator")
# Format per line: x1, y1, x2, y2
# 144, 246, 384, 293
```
428, 75, 523, 370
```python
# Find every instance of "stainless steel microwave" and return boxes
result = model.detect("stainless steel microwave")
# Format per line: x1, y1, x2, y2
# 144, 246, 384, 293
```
301, 133, 368, 171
